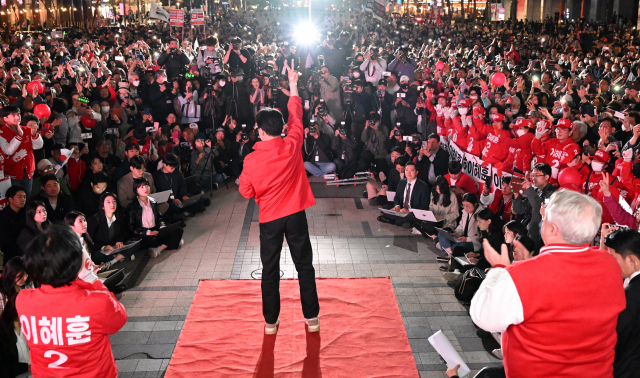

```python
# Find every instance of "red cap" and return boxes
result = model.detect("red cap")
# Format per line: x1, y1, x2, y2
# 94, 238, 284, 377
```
593, 150, 611, 163
473, 106, 486, 117
450, 99, 458, 108
437, 93, 447, 98
560, 144, 581, 164
556, 118, 573, 129
459, 98, 473, 108
491, 113, 505, 122
512, 118, 533, 129
537, 119, 553, 130
423, 67, 432, 74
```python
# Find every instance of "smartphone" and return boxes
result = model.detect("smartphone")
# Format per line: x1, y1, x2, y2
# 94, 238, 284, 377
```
383, 71, 391, 77
154, 122, 159, 131
402, 136, 413, 142
115, 56, 124, 61
615, 111, 626, 120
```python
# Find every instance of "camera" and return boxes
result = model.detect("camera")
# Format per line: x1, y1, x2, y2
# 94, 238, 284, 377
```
370, 53, 377, 61
241, 132, 249, 140
170, 48, 177, 54
309, 126, 316, 133
106, 128, 118, 135
394, 130, 402, 136
397, 92, 406, 98
232, 43, 240, 50
339, 129, 346, 136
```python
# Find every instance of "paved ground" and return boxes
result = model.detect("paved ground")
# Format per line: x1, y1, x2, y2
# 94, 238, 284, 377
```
111, 179, 502, 378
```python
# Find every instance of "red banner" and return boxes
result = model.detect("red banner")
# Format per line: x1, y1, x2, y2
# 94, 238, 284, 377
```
170, 9, 184, 27
191, 9, 204, 26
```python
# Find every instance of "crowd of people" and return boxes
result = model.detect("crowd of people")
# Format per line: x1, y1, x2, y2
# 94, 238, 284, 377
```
0, 7, 637, 378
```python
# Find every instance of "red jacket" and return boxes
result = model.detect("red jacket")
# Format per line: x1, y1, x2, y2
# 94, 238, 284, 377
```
531, 137, 579, 180
16, 279, 126, 378
450, 115, 468, 150
466, 116, 490, 157
0, 125, 44, 180
239, 96, 316, 223
67, 157, 86, 192
481, 129, 514, 166
445, 172, 477, 195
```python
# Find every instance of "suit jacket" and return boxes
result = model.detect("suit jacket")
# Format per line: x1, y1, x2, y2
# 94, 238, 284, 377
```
417, 148, 450, 184
35, 192, 76, 223
87, 211, 127, 252
614, 274, 640, 378
394, 178, 430, 210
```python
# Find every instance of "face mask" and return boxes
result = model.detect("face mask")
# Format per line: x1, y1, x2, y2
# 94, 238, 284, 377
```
219, 80, 226, 87
516, 128, 528, 137
591, 161, 604, 172
400, 83, 409, 90
236, 76, 244, 83
459, 108, 468, 116
589, 60, 594, 65
511, 109, 519, 115
470, 94, 478, 100
101, 106, 110, 113
133, 80, 140, 86
353, 72, 360, 78
623, 69, 629, 74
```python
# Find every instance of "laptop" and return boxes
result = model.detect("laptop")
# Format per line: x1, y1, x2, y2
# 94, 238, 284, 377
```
177, 193, 203, 208
435, 227, 460, 243
411, 209, 438, 222
157, 222, 182, 238
378, 208, 409, 217
149, 190, 172, 203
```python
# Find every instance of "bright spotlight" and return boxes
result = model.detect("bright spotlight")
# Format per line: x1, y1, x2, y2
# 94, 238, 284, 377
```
295, 22, 317, 44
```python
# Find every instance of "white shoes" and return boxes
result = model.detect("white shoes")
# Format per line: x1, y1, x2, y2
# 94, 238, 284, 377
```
130, 254, 135, 261
305, 317, 320, 333
443, 269, 461, 282
265, 318, 280, 335
411, 227, 422, 235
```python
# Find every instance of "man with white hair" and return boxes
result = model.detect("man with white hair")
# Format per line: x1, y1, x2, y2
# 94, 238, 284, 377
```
471, 190, 625, 378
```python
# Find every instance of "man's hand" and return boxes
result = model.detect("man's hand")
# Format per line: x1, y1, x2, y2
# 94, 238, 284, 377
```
284, 59, 298, 97
399, 208, 410, 214
173, 198, 182, 206
148, 230, 159, 236
483, 239, 511, 267
115, 242, 124, 248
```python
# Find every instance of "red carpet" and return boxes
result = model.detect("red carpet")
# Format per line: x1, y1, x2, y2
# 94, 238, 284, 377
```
164, 278, 419, 378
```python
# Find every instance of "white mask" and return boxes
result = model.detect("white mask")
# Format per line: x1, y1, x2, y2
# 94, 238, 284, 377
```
511, 109, 519, 115
133, 80, 140, 86
516, 128, 528, 137
591, 161, 604, 172
459, 108, 468, 116
470, 95, 478, 100
353, 72, 360, 78
219, 80, 226, 87
101, 106, 110, 113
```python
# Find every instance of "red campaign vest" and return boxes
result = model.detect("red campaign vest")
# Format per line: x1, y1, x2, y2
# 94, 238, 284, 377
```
0, 125, 38, 180
140, 137, 152, 161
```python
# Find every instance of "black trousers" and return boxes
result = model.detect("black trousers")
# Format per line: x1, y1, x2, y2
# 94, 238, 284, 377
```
140, 228, 184, 250
259, 210, 319, 324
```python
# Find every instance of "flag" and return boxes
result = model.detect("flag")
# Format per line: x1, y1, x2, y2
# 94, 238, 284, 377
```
150, 2, 169, 22
54, 148, 73, 171
194, 39, 199, 51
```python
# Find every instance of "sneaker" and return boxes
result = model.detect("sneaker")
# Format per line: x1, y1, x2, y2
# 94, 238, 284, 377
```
377, 215, 393, 224
235, 178, 240, 186
149, 248, 161, 258
491, 348, 503, 360
443, 269, 461, 282
411, 227, 422, 235
129, 254, 135, 261
265, 318, 280, 335
401, 222, 412, 229
101, 258, 117, 270
180, 239, 185, 246
305, 317, 320, 332
436, 256, 450, 263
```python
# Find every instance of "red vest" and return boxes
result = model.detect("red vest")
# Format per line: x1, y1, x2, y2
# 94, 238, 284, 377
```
0, 125, 39, 180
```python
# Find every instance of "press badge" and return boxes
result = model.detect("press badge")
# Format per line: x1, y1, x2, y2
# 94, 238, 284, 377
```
315, 155, 319, 162
341, 153, 345, 160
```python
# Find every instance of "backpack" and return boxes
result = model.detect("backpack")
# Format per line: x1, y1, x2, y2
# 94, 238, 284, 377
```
337, 159, 358, 180
454, 267, 486, 303
181, 100, 201, 119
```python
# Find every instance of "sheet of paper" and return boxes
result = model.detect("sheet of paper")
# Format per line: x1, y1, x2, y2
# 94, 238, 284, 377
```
104, 240, 141, 256
386, 191, 396, 202
428, 330, 471, 377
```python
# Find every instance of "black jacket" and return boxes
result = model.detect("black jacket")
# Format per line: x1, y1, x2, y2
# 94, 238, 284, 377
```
147, 82, 174, 123
223, 81, 254, 127
153, 169, 188, 201
331, 134, 358, 163
126, 197, 166, 236
303, 133, 334, 162
371, 91, 396, 129
416, 148, 450, 184
394, 178, 430, 210
87, 211, 127, 252
35, 192, 76, 223
157, 50, 191, 79
614, 274, 640, 378
76, 185, 107, 218
0, 206, 25, 261
17, 222, 50, 254
386, 168, 402, 192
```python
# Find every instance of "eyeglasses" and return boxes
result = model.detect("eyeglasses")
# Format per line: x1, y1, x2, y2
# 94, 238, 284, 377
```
530, 174, 545, 178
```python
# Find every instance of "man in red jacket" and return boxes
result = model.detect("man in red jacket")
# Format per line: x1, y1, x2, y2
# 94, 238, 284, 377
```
239, 60, 320, 335
471, 190, 625, 378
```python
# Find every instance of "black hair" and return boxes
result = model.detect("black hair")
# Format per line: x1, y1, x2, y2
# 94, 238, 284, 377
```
476, 208, 503, 235
395, 156, 407, 167
91, 171, 109, 185
515, 235, 536, 257
130, 155, 146, 170
0, 105, 19, 118
5, 185, 26, 200
22, 114, 40, 126
604, 228, 640, 259
428, 133, 440, 142
0, 257, 30, 344
64, 210, 94, 251
533, 162, 552, 178
51, 97, 67, 113
256, 108, 285, 137
449, 161, 462, 175
461, 192, 479, 207
22, 224, 83, 288
405, 161, 417, 170
40, 174, 59, 187
205, 36, 218, 46
504, 220, 528, 238
163, 152, 180, 168
125, 142, 141, 152
432, 175, 452, 208
133, 177, 151, 196
502, 176, 512, 185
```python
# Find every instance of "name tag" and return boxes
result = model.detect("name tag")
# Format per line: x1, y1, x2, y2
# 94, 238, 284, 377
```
315, 155, 319, 162
166, 100, 172, 104
341, 154, 345, 160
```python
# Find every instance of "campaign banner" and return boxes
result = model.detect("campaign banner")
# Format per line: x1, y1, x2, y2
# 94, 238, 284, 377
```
441, 138, 502, 191
150, 2, 170, 22
170, 9, 184, 27
191, 9, 205, 26
365, 0, 386, 20
0, 177, 12, 211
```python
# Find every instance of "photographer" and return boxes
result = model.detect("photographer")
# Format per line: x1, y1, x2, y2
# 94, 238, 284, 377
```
224, 68, 254, 128
387, 47, 417, 81
360, 48, 387, 85
199, 74, 227, 134
319, 66, 344, 123
331, 126, 357, 171
360, 114, 389, 174
148, 70, 172, 126
350, 80, 372, 140
394, 75, 419, 135
303, 123, 336, 177
157, 38, 190, 80
312, 103, 336, 134
274, 75, 291, 121
372, 78, 396, 131
224, 37, 252, 77
197, 36, 223, 76
229, 129, 255, 183
190, 134, 223, 191
386, 124, 407, 153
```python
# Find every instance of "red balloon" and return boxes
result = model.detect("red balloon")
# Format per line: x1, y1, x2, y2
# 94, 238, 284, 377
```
33, 104, 51, 119
81, 115, 97, 129
435, 61, 445, 70
491, 72, 506, 87
27, 81, 44, 95
558, 167, 583, 187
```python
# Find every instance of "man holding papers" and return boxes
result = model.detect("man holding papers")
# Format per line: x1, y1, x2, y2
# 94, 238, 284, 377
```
377, 161, 430, 229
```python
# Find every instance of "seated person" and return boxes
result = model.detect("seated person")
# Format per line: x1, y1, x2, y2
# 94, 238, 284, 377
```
366, 148, 405, 206
88, 192, 140, 263
117, 155, 156, 209
153, 153, 205, 217
34, 175, 76, 223
377, 162, 430, 229
503, 220, 529, 260
416, 133, 450, 187
0, 257, 31, 377
417, 176, 459, 238
446, 161, 478, 198
437, 193, 482, 256
190, 134, 223, 191
0, 185, 27, 262
127, 177, 184, 258
112, 142, 140, 187
331, 125, 358, 172
17, 201, 51, 254
32, 159, 71, 198
443, 208, 504, 282
77, 171, 110, 218
303, 124, 336, 177
80, 155, 108, 190
480, 176, 514, 223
